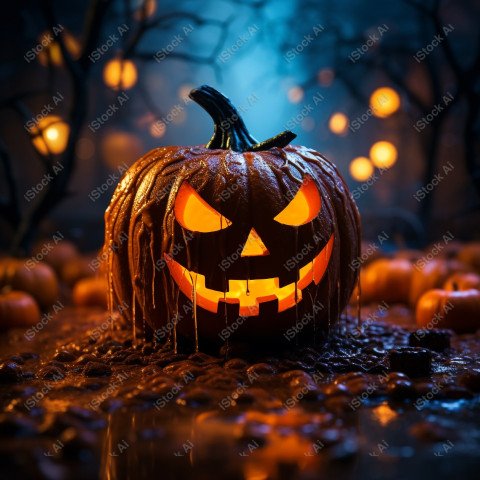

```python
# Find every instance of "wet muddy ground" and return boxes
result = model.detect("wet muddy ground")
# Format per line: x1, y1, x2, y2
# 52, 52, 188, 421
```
1, 305, 480, 479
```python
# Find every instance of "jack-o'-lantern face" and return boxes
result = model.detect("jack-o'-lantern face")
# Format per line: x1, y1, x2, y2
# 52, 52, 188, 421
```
105, 85, 361, 345
166, 176, 334, 316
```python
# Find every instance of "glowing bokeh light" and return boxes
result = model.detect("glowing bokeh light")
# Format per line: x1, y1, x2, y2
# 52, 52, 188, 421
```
350, 156, 374, 181
103, 59, 138, 90
370, 141, 398, 168
370, 87, 400, 118
30, 115, 70, 155
288, 86, 304, 104
328, 112, 349, 135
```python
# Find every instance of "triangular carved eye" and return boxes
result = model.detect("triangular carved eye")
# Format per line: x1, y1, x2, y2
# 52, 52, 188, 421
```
274, 176, 321, 226
175, 182, 232, 232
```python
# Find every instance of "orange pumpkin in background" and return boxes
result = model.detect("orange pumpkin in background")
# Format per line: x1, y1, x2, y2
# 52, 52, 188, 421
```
444, 272, 480, 291
457, 242, 480, 272
0, 290, 41, 329
60, 255, 96, 287
0, 258, 59, 309
360, 258, 413, 304
32, 239, 80, 275
416, 288, 480, 333
409, 259, 472, 307
73, 277, 108, 308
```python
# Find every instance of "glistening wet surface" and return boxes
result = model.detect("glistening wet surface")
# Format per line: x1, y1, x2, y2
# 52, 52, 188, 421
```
1, 306, 480, 479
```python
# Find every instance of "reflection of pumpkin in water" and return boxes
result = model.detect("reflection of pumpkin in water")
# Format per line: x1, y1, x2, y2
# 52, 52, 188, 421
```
104, 86, 360, 345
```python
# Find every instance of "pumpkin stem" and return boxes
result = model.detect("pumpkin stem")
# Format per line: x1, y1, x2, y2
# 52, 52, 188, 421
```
189, 85, 296, 153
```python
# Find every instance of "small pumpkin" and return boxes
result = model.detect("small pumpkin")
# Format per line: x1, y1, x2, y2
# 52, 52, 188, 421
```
0, 290, 41, 329
416, 288, 480, 333
32, 239, 80, 275
443, 272, 480, 291
360, 258, 413, 304
409, 259, 472, 307
0, 258, 59, 310
104, 85, 361, 344
72, 277, 109, 308
457, 242, 480, 272
60, 255, 96, 286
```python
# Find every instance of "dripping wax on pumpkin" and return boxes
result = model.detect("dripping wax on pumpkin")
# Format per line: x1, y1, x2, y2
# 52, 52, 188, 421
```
104, 85, 361, 345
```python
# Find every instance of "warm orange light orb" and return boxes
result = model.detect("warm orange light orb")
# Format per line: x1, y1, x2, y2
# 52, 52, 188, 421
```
38, 30, 81, 66
149, 121, 166, 138
370, 141, 398, 168
31, 115, 70, 155
101, 131, 143, 169
370, 87, 400, 118
288, 86, 304, 104
350, 156, 374, 181
317, 68, 335, 86
103, 59, 138, 90
328, 112, 349, 135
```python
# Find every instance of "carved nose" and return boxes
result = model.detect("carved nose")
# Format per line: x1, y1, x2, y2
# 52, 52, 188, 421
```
241, 228, 270, 257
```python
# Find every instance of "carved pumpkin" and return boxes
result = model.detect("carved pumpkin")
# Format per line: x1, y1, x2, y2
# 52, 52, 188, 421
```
0, 290, 41, 329
104, 85, 360, 344
0, 258, 59, 310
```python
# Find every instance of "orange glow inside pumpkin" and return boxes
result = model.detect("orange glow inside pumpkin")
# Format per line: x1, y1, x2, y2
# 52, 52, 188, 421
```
170, 176, 332, 316
241, 228, 270, 257
274, 176, 321, 226
174, 182, 232, 232
165, 234, 334, 316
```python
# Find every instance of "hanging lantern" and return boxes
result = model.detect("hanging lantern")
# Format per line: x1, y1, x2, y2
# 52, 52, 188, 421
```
30, 115, 70, 155
103, 59, 138, 90
370, 87, 400, 118
369, 141, 398, 169
38, 30, 81, 66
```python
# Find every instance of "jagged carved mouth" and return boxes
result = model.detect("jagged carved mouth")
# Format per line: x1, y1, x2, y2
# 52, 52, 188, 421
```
165, 234, 334, 316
